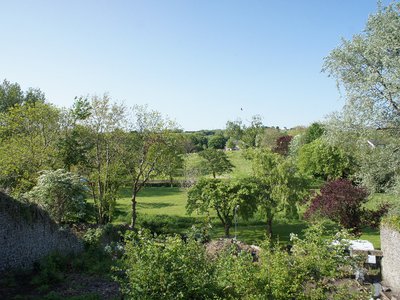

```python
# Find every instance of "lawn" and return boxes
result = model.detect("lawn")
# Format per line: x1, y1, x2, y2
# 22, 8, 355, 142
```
112, 186, 383, 248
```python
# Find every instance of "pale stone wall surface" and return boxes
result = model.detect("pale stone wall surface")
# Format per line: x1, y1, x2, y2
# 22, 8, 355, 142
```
0, 192, 83, 272
381, 225, 400, 294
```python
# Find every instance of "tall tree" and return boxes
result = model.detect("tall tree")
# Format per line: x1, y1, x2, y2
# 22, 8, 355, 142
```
82, 94, 126, 224
122, 105, 180, 229
323, 2, 400, 129
323, 2, 400, 192
241, 115, 264, 148
247, 148, 310, 235
0, 79, 24, 112
0, 79, 45, 113
0, 102, 61, 194
58, 97, 92, 171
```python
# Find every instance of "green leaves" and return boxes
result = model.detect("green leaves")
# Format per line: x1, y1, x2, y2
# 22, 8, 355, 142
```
198, 149, 234, 179
297, 138, 353, 181
323, 2, 400, 128
25, 169, 87, 223
187, 178, 259, 237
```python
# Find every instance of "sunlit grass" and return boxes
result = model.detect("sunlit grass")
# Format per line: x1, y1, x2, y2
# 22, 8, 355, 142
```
111, 186, 382, 248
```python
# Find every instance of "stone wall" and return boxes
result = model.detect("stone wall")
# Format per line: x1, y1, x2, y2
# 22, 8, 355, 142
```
0, 192, 83, 272
381, 225, 400, 294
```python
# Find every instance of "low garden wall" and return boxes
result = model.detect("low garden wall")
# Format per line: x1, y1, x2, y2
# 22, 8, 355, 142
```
0, 192, 83, 272
381, 224, 400, 294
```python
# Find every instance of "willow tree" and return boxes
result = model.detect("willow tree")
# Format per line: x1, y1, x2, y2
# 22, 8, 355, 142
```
323, 2, 400, 191
246, 148, 310, 236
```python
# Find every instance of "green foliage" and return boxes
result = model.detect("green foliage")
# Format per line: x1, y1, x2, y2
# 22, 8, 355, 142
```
25, 169, 87, 223
0, 79, 46, 113
304, 122, 325, 144
297, 138, 353, 180
122, 104, 181, 228
119, 230, 220, 300
225, 120, 243, 142
198, 148, 234, 178
31, 253, 66, 287
81, 94, 127, 224
258, 224, 364, 300
208, 134, 227, 149
214, 248, 260, 299
247, 148, 310, 235
187, 177, 259, 236
119, 225, 367, 300
241, 115, 264, 148
0, 101, 61, 194
323, 2, 400, 129
0, 79, 24, 112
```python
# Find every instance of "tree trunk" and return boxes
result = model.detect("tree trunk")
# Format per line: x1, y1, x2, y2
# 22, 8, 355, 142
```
266, 209, 273, 237
224, 223, 231, 237
131, 194, 137, 229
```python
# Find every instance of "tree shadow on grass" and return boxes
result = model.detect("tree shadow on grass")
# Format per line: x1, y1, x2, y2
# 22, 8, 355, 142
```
118, 187, 183, 199
137, 202, 175, 209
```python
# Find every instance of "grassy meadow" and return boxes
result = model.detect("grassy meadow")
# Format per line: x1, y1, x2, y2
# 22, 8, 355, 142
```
110, 150, 390, 248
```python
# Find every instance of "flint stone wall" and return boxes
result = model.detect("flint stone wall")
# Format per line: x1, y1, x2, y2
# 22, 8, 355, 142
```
381, 225, 400, 294
0, 192, 83, 272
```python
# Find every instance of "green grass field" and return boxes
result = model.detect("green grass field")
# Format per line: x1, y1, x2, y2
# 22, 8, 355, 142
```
108, 150, 395, 248
112, 186, 386, 248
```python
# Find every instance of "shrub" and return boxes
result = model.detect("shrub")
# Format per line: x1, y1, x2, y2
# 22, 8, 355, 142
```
118, 225, 367, 300
118, 229, 220, 299
25, 169, 87, 223
305, 179, 388, 232
273, 135, 293, 156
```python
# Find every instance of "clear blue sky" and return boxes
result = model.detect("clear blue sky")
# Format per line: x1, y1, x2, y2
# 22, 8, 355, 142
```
0, 0, 391, 131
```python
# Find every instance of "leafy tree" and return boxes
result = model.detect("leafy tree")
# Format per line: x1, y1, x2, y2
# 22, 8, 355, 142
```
323, 2, 400, 194
303, 122, 325, 144
247, 148, 310, 235
160, 133, 185, 186
259, 126, 284, 149
0, 79, 24, 112
241, 115, 264, 148
198, 148, 234, 178
273, 135, 293, 156
58, 97, 92, 171
186, 178, 259, 237
122, 105, 180, 228
82, 94, 127, 224
25, 169, 87, 223
0, 79, 45, 113
305, 179, 388, 232
225, 137, 236, 150
323, 2, 400, 129
207, 134, 227, 149
225, 120, 243, 140
297, 138, 353, 181
186, 132, 208, 152
0, 102, 61, 194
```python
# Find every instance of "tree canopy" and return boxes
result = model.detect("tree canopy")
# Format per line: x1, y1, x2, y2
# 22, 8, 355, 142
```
198, 149, 234, 179
323, 2, 400, 129
186, 177, 259, 237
